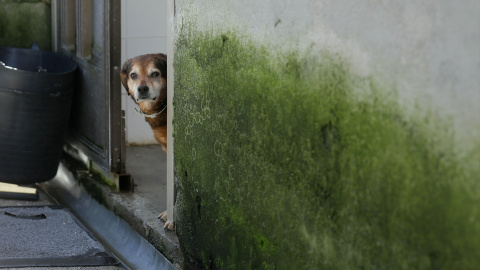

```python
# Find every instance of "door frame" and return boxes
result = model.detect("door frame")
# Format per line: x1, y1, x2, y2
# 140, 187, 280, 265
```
51, 0, 124, 177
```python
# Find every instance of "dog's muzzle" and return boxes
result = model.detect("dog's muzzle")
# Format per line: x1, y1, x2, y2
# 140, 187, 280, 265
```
137, 85, 156, 101
138, 85, 149, 94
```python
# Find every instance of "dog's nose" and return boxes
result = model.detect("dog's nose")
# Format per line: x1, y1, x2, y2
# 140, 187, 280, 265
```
138, 85, 149, 94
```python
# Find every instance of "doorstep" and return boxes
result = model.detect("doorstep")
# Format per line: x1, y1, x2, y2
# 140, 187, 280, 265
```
41, 151, 184, 269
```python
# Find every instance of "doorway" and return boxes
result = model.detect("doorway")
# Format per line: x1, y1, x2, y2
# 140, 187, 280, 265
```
121, 0, 169, 217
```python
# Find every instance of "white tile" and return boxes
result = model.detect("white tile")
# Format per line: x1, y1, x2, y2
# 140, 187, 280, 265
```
121, 92, 128, 111
125, 0, 167, 38
126, 37, 167, 58
125, 99, 158, 144
121, 0, 167, 146
122, 38, 167, 144
121, 38, 127, 64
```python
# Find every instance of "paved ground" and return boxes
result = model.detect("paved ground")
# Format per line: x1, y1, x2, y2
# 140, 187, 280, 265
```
0, 145, 180, 269
0, 189, 124, 270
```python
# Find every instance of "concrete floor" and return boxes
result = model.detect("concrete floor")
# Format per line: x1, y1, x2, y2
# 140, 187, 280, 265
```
122, 145, 182, 267
125, 145, 168, 216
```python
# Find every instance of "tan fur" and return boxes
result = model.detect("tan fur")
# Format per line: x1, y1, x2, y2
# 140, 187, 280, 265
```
121, 53, 174, 230
121, 53, 168, 151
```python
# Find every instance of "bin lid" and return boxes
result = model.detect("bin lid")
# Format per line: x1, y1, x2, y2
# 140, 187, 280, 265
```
0, 44, 77, 93
0, 44, 76, 75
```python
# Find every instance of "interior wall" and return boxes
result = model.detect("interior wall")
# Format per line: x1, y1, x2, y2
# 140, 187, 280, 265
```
121, 0, 167, 145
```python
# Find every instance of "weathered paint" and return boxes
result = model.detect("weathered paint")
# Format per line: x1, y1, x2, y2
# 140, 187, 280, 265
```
0, 0, 51, 50
173, 22, 479, 269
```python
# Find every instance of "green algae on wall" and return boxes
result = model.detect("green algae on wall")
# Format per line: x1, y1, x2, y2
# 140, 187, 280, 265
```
0, 0, 51, 50
173, 26, 480, 269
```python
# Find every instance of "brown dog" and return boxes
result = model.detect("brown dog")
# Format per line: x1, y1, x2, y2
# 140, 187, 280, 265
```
121, 53, 168, 151
121, 53, 174, 230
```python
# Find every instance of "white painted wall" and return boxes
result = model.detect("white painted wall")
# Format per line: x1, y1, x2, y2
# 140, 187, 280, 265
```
121, 0, 167, 144
176, 0, 480, 151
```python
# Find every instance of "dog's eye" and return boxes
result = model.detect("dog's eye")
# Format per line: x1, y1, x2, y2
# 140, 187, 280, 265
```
151, 72, 160, 78
130, 73, 137, 79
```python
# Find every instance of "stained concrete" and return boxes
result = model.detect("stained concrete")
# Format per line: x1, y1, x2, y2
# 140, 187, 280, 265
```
52, 145, 183, 268
111, 145, 182, 268
38, 162, 177, 270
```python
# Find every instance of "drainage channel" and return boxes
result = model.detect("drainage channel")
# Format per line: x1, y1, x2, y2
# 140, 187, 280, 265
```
39, 163, 177, 270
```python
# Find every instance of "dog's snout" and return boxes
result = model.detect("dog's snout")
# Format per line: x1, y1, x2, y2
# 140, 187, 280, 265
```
138, 85, 149, 94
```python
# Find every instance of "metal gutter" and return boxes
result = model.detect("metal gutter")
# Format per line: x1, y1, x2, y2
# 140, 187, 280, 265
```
39, 163, 177, 270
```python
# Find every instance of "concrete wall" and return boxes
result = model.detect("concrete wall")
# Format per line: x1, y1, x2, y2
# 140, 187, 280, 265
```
172, 0, 479, 269
175, 0, 479, 150
121, 0, 167, 144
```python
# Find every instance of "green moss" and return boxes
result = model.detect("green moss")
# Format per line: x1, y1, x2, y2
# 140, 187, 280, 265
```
173, 25, 480, 269
0, 1, 51, 50
89, 163, 118, 190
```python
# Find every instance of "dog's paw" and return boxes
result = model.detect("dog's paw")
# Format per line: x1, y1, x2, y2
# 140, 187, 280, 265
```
164, 220, 175, 231
158, 210, 175, 231
158, 210, 168, 221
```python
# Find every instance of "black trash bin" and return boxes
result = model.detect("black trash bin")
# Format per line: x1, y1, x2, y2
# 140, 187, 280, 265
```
0, 45, 77, 184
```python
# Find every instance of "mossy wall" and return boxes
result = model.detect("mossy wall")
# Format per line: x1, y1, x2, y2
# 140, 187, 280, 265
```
0, 0, 51, 50
173, 3, 480, 269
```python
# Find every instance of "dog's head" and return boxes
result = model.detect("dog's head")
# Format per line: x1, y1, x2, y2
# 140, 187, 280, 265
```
121, 53, 167, 105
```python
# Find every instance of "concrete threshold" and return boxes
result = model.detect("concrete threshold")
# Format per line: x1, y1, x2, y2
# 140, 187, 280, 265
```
40, 151, 183, 269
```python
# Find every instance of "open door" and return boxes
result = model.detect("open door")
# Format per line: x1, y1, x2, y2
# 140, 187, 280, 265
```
51, 0, 123, 175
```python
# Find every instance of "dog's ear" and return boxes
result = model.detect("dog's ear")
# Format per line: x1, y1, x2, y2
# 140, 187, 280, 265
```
154, 54, 167, 78
120, 59, 132, 95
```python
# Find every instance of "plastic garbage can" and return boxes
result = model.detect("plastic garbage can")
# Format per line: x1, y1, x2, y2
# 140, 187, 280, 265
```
0, 45, 77, 184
